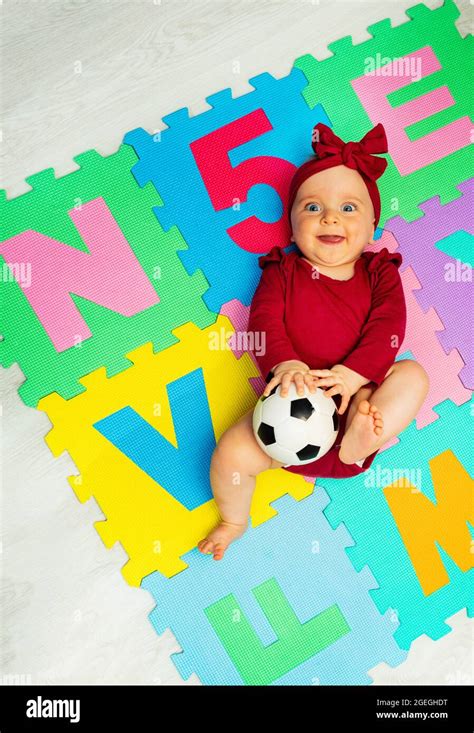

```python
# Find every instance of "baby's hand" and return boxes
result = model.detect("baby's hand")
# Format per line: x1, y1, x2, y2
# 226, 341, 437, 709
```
308, 369, 351, 414
262, 360, 316, 398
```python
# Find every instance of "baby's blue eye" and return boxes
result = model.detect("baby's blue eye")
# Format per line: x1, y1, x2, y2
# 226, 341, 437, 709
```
304, 202, 357, 212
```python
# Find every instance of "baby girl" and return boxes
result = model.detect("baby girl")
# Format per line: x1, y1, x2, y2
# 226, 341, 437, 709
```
199, 122, 429, 560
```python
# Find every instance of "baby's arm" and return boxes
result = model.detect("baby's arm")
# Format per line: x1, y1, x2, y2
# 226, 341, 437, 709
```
334, 258, 407, 389
248, 258, 303, 379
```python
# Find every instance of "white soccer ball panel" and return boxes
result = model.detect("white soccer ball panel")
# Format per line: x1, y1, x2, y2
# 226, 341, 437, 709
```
313, 389, 338, 417
274, 416, 309, 452
260, 393, 292, 427
308, 413, 338, 456
306, 410, 338, 442
255, 437, 298, 465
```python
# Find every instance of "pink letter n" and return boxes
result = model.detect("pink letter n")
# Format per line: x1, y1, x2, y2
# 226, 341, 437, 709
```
0, 197, 159, 352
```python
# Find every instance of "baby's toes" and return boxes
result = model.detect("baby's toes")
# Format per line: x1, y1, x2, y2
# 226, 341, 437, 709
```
374, 416, 384, 433
212, 544, 225, 561
198, 539, 213, 554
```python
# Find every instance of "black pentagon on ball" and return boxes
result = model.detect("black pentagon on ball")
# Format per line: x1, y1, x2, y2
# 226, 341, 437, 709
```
290, 397, 315, 421
332, 409, 340, 432
257, 422, 276, 446
296, 444, 321, 461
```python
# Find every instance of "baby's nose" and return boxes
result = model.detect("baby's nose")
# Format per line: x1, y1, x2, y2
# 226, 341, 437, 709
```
322, 210, 339, 222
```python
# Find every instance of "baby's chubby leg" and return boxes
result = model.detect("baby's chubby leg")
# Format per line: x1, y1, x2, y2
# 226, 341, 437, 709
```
198, 409, 286, 560
339, 359, 430, 465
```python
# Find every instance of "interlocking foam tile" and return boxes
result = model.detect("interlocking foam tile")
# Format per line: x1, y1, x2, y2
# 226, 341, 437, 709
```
318, 396, 473, 651
368, 608, 473, 685
0, 145, 214, 408
385, 179, 474, 389
294, 0, 473, 224
38, 317, 313, 586
365, 231, 471, 427
124, 70, 331, 312
219, 299, 267, 397
142, 491, 406, 685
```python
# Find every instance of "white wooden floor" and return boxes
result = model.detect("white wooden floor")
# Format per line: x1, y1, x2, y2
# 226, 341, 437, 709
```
1, 0, 472, 686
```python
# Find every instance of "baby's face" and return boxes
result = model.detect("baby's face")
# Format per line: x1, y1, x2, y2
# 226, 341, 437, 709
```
290, 165, 376, 270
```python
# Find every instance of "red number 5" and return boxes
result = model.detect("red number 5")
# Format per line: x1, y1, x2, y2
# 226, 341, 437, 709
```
191, 109, 297, 254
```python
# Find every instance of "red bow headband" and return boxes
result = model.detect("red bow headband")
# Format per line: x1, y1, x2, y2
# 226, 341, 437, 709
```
288, 122, 388, 229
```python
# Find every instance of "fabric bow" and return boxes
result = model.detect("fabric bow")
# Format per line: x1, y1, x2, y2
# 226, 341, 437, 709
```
312, 122, 388, 181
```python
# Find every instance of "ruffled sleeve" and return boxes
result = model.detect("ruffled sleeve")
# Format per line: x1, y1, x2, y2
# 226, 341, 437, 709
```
248, 246, 302, 379
257, 245, 286, 270
338, 246, 406, 385
365, 246, 403, 273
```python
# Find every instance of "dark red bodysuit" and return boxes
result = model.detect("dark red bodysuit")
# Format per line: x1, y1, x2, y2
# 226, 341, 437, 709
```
248, 245, 407, 479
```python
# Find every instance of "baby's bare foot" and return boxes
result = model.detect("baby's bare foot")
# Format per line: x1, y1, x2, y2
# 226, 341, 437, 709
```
338, 399, 384, 465
198, 520, 247, 561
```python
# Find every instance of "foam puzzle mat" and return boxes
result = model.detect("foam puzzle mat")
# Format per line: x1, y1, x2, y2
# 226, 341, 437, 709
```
0, 0, 472, 685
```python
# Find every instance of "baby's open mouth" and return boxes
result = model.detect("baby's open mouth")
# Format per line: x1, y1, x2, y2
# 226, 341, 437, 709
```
317, 235, 345, 244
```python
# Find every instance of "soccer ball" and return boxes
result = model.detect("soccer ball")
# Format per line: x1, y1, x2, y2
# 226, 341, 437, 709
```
252, 382, 340, 466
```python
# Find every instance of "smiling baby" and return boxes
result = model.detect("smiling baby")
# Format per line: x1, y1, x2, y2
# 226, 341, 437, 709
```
198, 122, 430, 560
